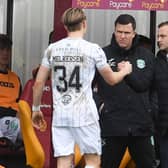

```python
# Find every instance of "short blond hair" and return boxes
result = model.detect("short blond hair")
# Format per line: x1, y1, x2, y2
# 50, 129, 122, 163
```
62, 8, 86, 32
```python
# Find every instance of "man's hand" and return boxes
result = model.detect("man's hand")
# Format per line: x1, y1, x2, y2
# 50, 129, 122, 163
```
32, 111, 46, 131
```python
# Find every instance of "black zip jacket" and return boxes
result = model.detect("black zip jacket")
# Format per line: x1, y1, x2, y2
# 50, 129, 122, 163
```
96, 34, 155, 137
154, 50, 168, 136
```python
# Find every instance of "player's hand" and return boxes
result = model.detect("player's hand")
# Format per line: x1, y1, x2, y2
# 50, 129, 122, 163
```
125, 61, 132, 74
118, 61, 125, 70
32, 111, 46, 130
118, 61, 132, 75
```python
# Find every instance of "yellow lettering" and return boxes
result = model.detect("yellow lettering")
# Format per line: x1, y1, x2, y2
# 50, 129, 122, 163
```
141, 1, 164, 10
77, 0, 100, 8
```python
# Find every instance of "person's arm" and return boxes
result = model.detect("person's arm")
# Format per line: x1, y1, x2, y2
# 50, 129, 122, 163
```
32, 65, 50, 129
98, 61, 132, 86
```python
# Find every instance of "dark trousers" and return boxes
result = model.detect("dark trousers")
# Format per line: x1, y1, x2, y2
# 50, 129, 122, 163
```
159, 135, 168, 168
101, 136, 156, 168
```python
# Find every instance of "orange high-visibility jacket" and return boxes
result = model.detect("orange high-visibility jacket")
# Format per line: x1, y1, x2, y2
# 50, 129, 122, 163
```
0, 70, 21, 112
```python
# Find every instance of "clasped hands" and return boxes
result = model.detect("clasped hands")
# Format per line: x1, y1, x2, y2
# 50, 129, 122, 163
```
118, 61, 132, 75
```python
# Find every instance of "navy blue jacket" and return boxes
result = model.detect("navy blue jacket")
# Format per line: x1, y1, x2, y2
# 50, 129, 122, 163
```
96, 34, 155, 137
154, 50, 168, 136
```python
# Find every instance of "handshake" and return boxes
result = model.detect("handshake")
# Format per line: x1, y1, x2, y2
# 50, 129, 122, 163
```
117, 61, 132, 75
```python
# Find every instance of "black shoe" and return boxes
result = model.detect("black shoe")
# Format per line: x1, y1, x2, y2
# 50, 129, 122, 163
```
0, 137, 13, 148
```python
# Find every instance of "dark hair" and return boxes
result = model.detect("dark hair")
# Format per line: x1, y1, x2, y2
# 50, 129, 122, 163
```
115, 14, 136, 30
158, 21, 168, 28
0, 34, 12, 50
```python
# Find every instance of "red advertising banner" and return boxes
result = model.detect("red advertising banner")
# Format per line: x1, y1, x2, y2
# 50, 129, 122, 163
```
72, 0, 168, 11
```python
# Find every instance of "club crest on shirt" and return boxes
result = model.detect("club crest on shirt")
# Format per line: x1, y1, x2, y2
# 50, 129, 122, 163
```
108, 58, 116, 67
61, 94, 72, 105
136, 59, 145, 69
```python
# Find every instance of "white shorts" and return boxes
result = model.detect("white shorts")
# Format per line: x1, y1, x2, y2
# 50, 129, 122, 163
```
0, 116, 20, 143
52, 122, 101, 157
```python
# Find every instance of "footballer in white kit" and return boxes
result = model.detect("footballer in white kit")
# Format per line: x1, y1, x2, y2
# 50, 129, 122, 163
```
41, 37, 108, 156
32, 8, 132, 168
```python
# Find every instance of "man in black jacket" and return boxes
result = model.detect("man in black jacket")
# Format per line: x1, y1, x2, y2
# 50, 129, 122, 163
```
95, 14, 156, 168
154, 21, 168, 168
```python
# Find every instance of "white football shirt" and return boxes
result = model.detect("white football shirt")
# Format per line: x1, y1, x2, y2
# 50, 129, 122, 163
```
41, 37, 107, 127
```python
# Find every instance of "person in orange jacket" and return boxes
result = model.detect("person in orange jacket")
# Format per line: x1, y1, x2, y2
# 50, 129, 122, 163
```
0, 34, 22, 147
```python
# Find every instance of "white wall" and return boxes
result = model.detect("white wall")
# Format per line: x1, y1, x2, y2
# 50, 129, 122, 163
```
0, 0, 7, 34
156, 11, 168, 29
12, 0, 55, 85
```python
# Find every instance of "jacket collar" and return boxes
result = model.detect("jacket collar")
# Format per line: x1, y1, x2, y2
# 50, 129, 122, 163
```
157, 50, 168, 62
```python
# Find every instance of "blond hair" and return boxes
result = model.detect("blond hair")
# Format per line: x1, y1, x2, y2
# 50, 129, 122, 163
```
62, 8, 86, 32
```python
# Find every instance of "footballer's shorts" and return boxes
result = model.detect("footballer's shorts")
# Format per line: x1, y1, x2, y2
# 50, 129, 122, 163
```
0, 116, 20, 144
52, 121, 101, 157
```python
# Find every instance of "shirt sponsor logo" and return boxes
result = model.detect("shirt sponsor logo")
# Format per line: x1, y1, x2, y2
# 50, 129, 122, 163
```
0, 81, 14, 88
61, 94, 72, 105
